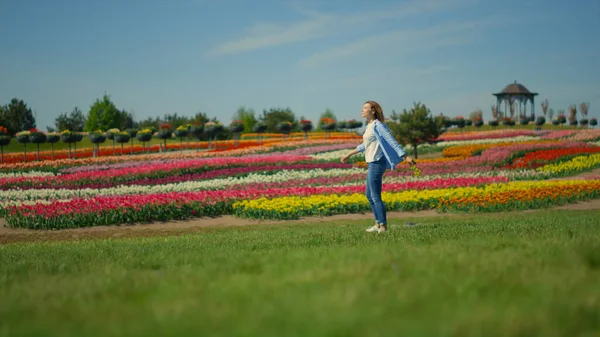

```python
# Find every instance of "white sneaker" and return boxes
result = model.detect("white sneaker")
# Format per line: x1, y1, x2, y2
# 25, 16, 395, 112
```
366, 225, 379, 233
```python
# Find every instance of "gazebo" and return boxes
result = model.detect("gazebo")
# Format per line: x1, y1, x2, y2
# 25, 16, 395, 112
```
492, 81, 538, 120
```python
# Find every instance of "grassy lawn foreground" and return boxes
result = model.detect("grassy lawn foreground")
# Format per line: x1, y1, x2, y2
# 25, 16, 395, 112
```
1, 210, 599, 337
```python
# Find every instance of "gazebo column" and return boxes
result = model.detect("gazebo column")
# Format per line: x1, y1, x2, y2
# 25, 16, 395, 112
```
496, 99, 500, 119
520, 100, 524, 119
531, 98, 535, 120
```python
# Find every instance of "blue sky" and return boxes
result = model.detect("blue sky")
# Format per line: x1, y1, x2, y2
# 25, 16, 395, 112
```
1, 0, 599, 130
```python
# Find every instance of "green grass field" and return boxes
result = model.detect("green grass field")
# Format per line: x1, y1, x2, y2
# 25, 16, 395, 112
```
1, 210, 599, 337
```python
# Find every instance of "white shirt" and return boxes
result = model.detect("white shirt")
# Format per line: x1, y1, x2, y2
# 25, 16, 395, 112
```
362, 121, 383, 162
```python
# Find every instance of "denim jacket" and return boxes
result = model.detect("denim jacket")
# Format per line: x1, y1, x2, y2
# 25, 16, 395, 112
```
356, 120, 407, 170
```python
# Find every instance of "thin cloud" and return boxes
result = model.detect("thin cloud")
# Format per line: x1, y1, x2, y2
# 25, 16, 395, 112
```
208, 0, 476, 56
411, 64, 455, 76
298, 19, 489, 68
304, 64, 456, 94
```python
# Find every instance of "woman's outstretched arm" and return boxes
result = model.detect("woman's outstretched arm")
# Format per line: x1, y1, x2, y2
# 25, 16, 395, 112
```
341, 148, 361, 163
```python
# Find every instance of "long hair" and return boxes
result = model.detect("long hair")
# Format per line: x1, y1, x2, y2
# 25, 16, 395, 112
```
365, 100, 385, 123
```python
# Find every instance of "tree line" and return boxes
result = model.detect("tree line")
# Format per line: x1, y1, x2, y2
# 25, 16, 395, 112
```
1, 95, 451, 158
0, 95, 359, 136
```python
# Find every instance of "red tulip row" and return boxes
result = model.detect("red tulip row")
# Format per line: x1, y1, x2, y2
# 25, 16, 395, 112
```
507, 147, 600, 169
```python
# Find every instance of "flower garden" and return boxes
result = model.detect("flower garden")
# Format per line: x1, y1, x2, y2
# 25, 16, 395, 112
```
1, 128, 600, 230
3, 126, 600, 337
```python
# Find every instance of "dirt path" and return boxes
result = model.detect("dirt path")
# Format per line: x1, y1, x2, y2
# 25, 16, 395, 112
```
2, 200, 600, 245
0, 209, 447, 244
414, 152, 443, 159
2, 168, 600, 245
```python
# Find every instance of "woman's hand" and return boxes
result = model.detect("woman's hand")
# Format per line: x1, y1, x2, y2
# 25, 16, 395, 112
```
341, 149, 358, 164
404, 155, 416, 166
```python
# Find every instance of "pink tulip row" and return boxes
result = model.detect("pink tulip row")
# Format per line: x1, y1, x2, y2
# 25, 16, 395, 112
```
6, 176, 508, 218
0, 155, 314, 187
465, 141, 592, 166
58, 156, 213, 174
539, 130, 579, 139
56, 146, 346, 174
279, 143, 357, 156
437, 130, 541, 141
58, 152, 315, 174
0, 162, 352, 190
563, 129, 600, 142
391, 164, 497, 175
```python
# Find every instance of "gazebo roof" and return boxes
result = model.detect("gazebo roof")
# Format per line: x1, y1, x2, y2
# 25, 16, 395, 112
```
493, 81, 538, 97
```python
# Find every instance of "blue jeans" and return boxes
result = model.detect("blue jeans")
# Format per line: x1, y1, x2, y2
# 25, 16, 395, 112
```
366, 156, 387, 225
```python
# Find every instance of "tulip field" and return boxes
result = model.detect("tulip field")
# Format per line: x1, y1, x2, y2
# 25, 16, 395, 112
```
1, 128, 600, 230
2, 128, 600, 337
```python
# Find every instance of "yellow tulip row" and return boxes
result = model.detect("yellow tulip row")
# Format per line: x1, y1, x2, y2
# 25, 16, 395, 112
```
537, 153, 600, 174
232, 179, 600, 219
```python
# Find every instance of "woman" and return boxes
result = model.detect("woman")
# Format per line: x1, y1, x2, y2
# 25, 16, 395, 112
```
341, 101, 417, 233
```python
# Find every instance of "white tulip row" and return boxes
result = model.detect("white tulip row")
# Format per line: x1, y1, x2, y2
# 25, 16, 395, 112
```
263, 169, 547, 189
428, 136, 540, 148
310, 149, 364, 160
330, 169, 545, 186
385, 169, 546, 182
0, 171, 58, 178
0, 199, 72, 208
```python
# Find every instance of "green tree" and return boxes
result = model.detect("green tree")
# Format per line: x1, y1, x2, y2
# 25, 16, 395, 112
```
233, 106, 257, 133
186, 112, 212, 141
55, 113, 69, 131
209, 117, 229, 140
390, 109, 400, 123
85, 94, 125, 131
70, 107, 86, 131
120, 111, 135, 130
389, 102, 443, 159
0, 105, 5, 130
160, 112, 191, 129
55, 107, 86, 132
1, 98, 36, 135
260, 107, 296, 133
191, 112, 210, 126
469, 109, 483, 121
137, 116, 160, 131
